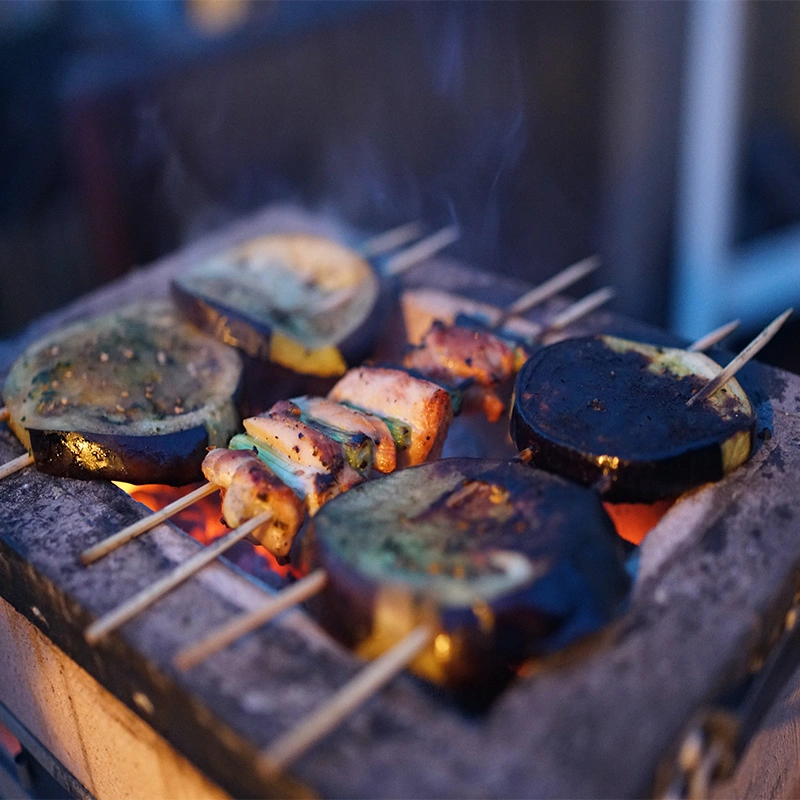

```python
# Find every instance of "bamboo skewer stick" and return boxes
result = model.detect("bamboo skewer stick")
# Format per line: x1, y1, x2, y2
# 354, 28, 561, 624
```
687, 309, 792, 408
80, 482, 220, 566
384, 225, 460, 276
360, 221, 425, 258
495, 255, 600, 327
0, 452, 34, 480
259, 624, 435, 775
174, 569, 328, 671
688, 319, 740, 352
543, 286, 616, 334
84, 509, 273, 645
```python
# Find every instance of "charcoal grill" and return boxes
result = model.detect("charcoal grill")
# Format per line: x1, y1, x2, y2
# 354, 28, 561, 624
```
2, 206, 800, 799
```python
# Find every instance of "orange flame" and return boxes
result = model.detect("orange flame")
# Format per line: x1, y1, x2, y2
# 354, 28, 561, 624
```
603, 499, 674, 545
113, 481, 297, 579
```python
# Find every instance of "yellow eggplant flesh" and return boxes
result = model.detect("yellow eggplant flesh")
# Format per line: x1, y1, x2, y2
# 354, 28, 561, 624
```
171, 233, 380, 376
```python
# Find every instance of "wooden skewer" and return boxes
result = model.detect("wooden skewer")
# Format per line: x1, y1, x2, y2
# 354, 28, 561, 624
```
80, 482, 220, 566
688, 319, 740, 352
495, 255, 600, 327
0, 452, 34, 480
0, 407, 8, 423
84, 509, 273, 645
544, 286, 616, 333
258, 624, 435, 775
360, 220, 425, 258
687, 308, 793, 408
384, 225, 459, 276
174, 569, 328, 671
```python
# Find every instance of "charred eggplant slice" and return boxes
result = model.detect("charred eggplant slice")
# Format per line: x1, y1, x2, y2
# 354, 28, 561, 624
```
510, 335, 757, 502
2, 300, 243, 485
171, 234, 380, 377
303, 458, 630, 696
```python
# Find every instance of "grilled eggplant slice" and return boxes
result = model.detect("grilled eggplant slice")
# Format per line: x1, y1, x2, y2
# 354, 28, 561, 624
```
2, 300, 243, 485
171, 234, 380, 377
510, 335, 757, 502
303, 458, 630, 696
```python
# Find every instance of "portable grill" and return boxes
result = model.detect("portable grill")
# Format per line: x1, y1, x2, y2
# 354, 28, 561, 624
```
2, 207, 800, 799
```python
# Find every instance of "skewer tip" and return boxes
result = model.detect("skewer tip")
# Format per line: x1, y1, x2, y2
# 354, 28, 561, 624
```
686, 308, 792, 407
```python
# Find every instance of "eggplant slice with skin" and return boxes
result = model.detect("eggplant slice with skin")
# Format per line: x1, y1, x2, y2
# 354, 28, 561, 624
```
171, 234, 381, 378
302, 458, 630, 699
2, 300, 243, 485
510, 335, 757, 503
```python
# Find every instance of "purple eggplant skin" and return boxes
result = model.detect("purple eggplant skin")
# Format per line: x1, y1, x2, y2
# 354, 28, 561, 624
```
27, 426, 211, 486
302, 458, 630, 699
510, 336, 758, 503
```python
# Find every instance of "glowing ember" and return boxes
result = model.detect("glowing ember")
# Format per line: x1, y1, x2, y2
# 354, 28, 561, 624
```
112, 481, 297, 582
603, 500, 674, 546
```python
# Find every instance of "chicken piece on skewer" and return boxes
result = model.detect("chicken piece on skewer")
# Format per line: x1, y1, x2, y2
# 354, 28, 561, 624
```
202, 448, 304, 560
400, 288, 542, 347
243, 402, 348, 475
327, 366, 454, 468
203, 407, 363, 559
403, 321, 519, 422
403, 286, 616, 423
231, 408, 363, 516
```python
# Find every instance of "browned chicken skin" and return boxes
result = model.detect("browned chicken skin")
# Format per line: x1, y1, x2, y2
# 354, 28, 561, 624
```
292, 395, 397, 474
328, 366, 453, 467
404, 322, 517, 423
202, 448, 304, 559
404, 321, 515, 386
244, 402, 345, 474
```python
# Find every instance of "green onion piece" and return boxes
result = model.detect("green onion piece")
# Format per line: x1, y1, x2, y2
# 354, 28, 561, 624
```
338, 403, 412, 450
229, 433, 310, 499
297, 414, 374, 475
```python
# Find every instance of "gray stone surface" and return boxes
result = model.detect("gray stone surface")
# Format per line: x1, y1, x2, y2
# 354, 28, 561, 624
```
1, 206, 800, 798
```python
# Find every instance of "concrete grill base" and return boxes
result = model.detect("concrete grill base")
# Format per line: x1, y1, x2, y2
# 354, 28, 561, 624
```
2, 206, 800, 798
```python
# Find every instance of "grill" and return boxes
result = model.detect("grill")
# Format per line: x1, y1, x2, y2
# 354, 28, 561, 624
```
2, 206, 800, 798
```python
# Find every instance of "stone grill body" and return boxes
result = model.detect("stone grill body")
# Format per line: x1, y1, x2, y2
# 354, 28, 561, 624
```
1, 208, 800, 798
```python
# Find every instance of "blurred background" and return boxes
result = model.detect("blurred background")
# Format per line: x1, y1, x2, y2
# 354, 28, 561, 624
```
1, 0, 800, 370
